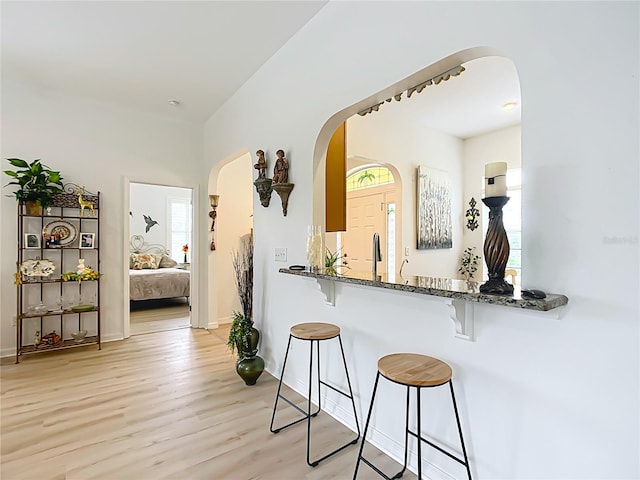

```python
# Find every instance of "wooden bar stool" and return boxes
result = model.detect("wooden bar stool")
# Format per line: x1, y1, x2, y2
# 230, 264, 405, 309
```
269, 322, 361, 467
353, 353, 472, 480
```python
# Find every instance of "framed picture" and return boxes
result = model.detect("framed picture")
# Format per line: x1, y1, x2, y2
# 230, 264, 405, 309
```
25, 233, 41, 249
416, 166, 452, 250
79, 233, 95, 249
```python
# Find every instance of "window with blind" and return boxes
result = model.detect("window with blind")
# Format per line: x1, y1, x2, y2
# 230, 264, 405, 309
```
167, 196, 192, 262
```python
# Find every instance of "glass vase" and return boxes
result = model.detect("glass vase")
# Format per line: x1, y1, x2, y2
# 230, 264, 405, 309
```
306, 225, 323, 272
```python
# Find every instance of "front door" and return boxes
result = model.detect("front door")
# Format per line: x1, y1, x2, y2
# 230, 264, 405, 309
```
342, 192, 386, 274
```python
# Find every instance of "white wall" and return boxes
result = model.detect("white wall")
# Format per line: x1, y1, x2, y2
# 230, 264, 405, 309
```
202, 2, 639, 479
129, 183, 192, 253
347, 111, 464, 278
215, 153, 253, 325
1, 82, 203, 350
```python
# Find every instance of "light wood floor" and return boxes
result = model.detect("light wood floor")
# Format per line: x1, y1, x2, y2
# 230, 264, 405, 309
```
129, 298, 191, 336
1, 327, 409, 480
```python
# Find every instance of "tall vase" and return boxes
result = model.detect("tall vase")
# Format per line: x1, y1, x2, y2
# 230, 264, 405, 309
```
306, 225, 323, 272
236, 326, 265, 386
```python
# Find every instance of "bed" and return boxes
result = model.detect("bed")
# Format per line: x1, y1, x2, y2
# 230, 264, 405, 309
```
129, 235, 190, 301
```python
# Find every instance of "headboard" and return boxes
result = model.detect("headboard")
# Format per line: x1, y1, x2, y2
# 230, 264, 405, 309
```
129, 235, 170, 255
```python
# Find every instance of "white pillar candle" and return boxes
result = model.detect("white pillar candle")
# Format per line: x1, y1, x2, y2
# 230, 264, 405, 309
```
484, 162, 508, 197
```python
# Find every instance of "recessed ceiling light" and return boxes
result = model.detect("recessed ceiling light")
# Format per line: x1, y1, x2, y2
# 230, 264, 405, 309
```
168, 100, 180, 106
502, 102, 518, 111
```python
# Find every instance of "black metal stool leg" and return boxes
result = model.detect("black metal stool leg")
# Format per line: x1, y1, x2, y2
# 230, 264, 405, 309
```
391, 385, 410, 479
353, 372, 380, 480
338, 334, 361, 440
306, 338, 315, 466
416, 387, 422, 480
270, 335, 321, 434
270, 334, 293, 433
449, 380, 472, 480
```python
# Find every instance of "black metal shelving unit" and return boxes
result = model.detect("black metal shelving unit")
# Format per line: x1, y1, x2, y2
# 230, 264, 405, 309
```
15, 187, 101, 363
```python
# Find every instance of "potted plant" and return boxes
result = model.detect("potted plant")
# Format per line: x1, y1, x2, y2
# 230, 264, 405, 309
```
3, 158, 64, 214
325, 246, 349, 275
458, 246, 481, 281
228, 235, 264, 385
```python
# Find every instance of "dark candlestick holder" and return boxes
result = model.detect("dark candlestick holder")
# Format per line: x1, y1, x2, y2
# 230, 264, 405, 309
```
480, 196, 514, 295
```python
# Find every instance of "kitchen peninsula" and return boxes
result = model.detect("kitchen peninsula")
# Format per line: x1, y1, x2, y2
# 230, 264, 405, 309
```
279, 268, 568, 341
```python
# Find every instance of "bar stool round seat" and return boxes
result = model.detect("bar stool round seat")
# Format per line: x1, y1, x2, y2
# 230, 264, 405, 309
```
270, 322, 360, 467
290, 322, 340, 341
378, 353, 452, 387
354, 353, 472, 480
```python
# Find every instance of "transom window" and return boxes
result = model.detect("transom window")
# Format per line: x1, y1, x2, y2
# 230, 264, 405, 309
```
346, 166, 395, 192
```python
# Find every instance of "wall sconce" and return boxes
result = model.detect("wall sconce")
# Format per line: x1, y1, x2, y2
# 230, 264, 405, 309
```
209, 194, 219, 250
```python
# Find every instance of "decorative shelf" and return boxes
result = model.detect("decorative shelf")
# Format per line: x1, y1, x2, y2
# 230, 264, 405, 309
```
279, 268, 569, 341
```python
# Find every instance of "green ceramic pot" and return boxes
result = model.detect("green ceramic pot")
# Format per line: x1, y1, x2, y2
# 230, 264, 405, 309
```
236, 326, 264, 385
236, 355, 265, 386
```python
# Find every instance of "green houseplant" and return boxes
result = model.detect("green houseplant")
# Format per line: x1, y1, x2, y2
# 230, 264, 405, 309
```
228, 235, 264, 385
458, 246, 481, 281
3, 158, 64, 213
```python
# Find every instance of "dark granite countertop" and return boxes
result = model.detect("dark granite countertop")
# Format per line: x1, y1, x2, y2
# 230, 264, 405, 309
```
279, 268, 568, 312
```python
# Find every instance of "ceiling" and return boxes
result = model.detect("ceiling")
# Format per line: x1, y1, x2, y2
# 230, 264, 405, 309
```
1, 1, 328, 123
1, 1, 521, 137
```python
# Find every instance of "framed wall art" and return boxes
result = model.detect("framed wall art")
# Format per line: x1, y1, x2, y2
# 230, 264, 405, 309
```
416, 166, 452, 250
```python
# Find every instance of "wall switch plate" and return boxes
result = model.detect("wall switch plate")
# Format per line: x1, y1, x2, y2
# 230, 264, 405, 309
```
275, 248, 287, 262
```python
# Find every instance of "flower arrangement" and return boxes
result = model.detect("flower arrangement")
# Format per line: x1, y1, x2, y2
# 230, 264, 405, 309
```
61, 267, 102, 283
325, 246, 349, 275
182, 244, 189, 263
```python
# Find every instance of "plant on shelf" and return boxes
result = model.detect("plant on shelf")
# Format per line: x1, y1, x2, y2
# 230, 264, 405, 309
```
458, 246, 481, 281
228, 235, 264, 385
325, 246, 350, 275
61, 267, 102, 283
3, 158, 64, 212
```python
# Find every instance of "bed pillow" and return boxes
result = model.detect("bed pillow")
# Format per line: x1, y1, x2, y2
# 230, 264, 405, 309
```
130, 253, 158, 270
158, 255, 178, 268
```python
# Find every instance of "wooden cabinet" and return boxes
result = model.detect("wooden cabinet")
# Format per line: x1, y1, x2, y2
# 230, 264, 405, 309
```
15, 188, 101, 363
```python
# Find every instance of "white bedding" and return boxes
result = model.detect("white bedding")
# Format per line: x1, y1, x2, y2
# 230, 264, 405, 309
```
129, 267, 190, 301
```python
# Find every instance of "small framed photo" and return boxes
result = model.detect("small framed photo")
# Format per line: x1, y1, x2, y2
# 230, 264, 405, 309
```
25, 233, 41, 249
79, 233, 95, 249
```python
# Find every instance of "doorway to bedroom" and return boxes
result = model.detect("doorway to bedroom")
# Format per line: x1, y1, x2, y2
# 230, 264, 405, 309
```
128, 182, 193, 335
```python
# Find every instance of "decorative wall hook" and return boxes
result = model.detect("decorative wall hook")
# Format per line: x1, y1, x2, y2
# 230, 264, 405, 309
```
465, 197, 480, 231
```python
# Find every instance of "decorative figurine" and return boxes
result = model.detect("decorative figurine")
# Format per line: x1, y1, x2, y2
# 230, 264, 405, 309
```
253, 150, 267, 179
34, 330, 41, 347
272, 149, 289, 184
77, 259, 86, 275
76, 187, 95, 217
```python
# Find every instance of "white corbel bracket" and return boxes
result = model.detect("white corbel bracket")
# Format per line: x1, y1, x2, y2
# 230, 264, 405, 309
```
444, 299, 474, 341
316, 278, 335, 306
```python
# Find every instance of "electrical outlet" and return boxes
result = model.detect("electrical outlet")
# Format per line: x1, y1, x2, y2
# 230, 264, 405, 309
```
11, 316, 16, 327
404, 247, 410, 256
274, 248, 287, 262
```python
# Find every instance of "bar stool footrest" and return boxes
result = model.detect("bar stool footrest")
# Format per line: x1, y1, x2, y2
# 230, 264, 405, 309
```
408, 429, 470, 467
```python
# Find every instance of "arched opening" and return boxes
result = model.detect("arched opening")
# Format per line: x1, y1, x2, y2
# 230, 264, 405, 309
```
316, 48, 522, 281
207, 150, 253, 329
